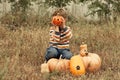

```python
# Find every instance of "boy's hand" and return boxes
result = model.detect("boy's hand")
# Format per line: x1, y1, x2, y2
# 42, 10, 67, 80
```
59, 20, 65, 29
54, 26, 59, 32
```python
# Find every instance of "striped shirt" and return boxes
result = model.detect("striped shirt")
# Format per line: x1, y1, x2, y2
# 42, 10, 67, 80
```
49, 26, 72, 49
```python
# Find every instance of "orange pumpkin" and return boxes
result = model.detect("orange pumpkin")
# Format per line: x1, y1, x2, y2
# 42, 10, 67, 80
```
70, 55, 85, 76
51, 15, 65, 26
80, 43, 101, 72
80, 53, 101, 72
47, 58, 70, 72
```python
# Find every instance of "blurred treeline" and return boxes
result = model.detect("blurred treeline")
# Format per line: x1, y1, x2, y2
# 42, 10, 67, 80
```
0, 0, 120, 29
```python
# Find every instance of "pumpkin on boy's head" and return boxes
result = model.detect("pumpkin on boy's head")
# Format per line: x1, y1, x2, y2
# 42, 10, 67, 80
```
51, 15, 65, 26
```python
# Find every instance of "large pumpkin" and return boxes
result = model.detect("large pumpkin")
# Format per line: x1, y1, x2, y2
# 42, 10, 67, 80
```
70, 55, 85, 76
80, 43, 101, 72
47, 58, 70, 72
80, 53, 101, 72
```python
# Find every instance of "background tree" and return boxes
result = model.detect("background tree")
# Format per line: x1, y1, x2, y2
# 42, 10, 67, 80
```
10, 0, 37, 23
76, 0, 120, 23
0, 0, 37, 27
45, 0, 73, 8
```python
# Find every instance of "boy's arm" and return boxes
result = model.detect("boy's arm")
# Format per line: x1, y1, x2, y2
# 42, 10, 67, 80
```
60, 27, 72, 41
50, 26, 60, 42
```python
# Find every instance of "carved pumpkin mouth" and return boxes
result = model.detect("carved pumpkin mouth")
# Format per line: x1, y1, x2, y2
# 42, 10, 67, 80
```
76, 65, 80, 70
85, 52, 88, 55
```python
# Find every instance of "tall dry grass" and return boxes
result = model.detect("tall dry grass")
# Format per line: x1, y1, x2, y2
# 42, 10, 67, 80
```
0, 23, 120, 80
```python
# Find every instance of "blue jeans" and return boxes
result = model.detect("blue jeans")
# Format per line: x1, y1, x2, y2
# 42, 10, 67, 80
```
45, 46, 73, 61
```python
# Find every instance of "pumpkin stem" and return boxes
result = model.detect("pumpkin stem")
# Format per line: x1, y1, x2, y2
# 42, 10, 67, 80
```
59, 55, 62, 59
44, 60, 47, 63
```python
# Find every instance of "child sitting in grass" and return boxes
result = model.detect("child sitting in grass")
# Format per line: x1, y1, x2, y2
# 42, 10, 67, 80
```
45, 8, 73, 61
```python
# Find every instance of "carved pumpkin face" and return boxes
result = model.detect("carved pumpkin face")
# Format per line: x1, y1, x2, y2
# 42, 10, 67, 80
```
47, 58, 70, 72
80, 43, 88, 57
70, 55, 85, 76
52, 15, 65, 26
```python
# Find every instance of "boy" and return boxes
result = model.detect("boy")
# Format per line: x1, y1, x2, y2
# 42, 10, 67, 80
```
45, 8, 73, 61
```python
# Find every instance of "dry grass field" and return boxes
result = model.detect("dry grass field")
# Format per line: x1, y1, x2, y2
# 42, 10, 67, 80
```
0, 23, 120, 80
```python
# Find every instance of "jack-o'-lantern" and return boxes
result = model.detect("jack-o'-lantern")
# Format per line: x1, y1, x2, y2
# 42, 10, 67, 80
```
70, 55, 85, 76
80, 42, 88, 57
51, 15, 65, 26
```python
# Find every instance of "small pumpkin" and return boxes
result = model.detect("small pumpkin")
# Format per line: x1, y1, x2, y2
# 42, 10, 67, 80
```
47, 58, 70, 72
41, 62, 50, 73
70, 55, 85, 76
80, 43, 88, 57
51, 15, 65, 26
